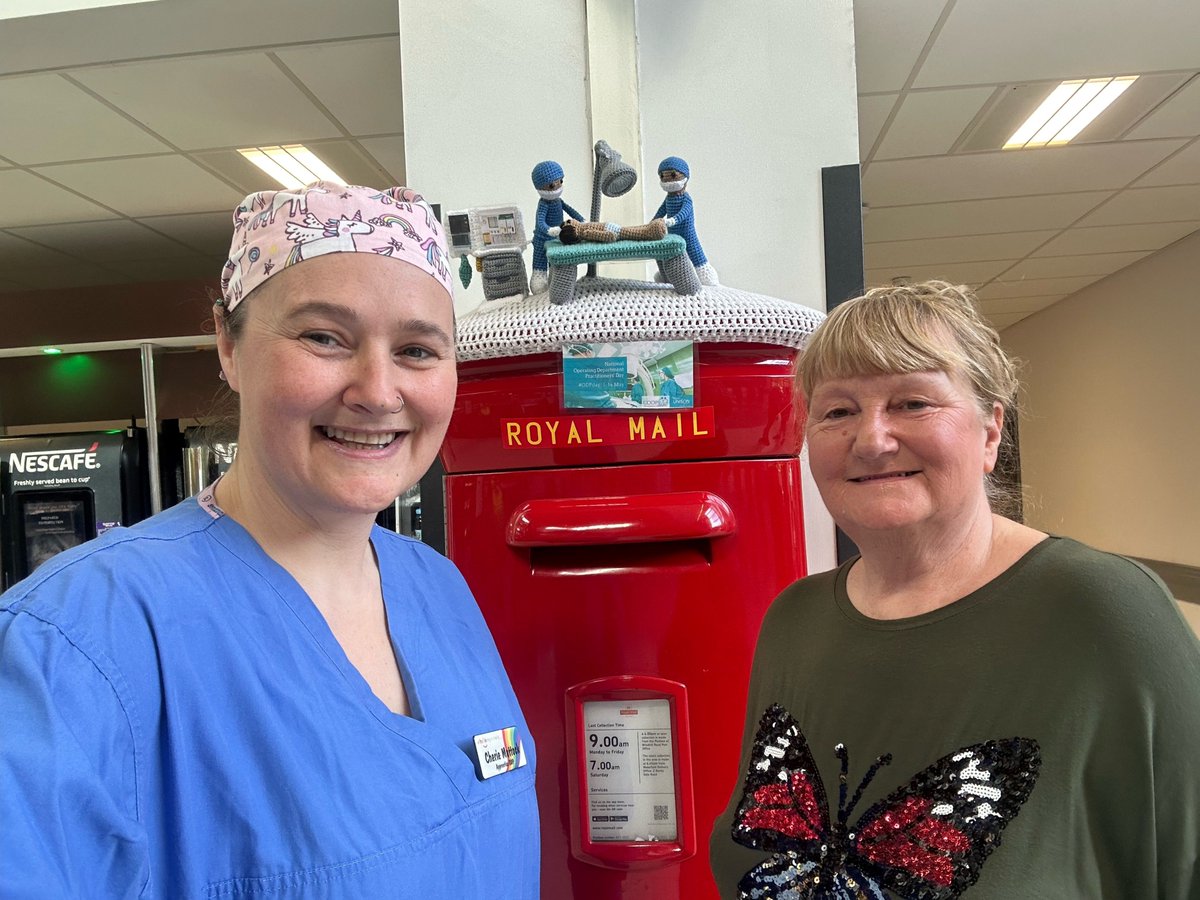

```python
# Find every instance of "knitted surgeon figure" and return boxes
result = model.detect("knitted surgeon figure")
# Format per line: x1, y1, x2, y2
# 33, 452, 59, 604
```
653, 156, 719, 286
530, 160, 584, 294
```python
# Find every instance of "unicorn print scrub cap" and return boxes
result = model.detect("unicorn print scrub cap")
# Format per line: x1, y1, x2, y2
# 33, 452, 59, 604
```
219, 181, 454, 312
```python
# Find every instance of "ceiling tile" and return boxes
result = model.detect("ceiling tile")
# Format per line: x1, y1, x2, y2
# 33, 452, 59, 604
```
858, 94, 897, 160
8, 219, 196, 263
0, 0, 398, 77
0, 74, 171, 165
989, 310, 1039, 330
978, 295, 1062, 314
357, 136, 406, 184
874, 87, 995, 160
0, 170, 116, 227
863, 191, 1111, 241
976, 276, 1102, 299
1078, 185, 1200, 226
274, 38, 404, 135
853, 0, 948, 94
71, 53, 343, 150
0, 231, 87, 266
1132, 140, 1200, 187
37, 156, 245, 218
188, 148, 291, 197
1124, 75, 1200, 141
137, 211, 235, 255
1032, 221, 1200, 256
915, 0, 1200, 88
1000, 251, 1151, 280
866, 259, 1018, 286
865, 230, 1058, 268
862, 139, 1185, 206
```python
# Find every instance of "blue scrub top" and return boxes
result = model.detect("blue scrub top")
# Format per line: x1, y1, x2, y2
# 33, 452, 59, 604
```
0, 497, 539, 899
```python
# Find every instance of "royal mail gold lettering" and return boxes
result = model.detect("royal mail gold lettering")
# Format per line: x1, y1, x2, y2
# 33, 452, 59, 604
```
504, 409, 713, 449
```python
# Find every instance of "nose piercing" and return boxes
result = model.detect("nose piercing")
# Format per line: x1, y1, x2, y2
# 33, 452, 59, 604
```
390, 393, 405, 414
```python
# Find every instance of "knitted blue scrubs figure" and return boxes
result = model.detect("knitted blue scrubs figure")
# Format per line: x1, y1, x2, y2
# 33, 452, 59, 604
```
530, 160, 584, 294
653, 156, 719, 286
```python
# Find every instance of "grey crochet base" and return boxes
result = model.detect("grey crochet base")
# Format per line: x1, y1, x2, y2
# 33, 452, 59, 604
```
456, 277, 825, 362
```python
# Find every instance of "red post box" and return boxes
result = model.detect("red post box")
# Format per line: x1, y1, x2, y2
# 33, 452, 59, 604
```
441, 341, 810, 898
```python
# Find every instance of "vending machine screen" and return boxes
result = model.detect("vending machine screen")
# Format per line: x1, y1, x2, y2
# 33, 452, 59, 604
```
16, 490, 95, 578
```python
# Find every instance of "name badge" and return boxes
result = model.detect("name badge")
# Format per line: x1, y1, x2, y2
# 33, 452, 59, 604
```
473, 726, 528, 780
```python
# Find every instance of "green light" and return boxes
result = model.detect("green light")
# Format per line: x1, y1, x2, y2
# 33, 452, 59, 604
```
48, 353, 99, 393
42, 347, 63, 355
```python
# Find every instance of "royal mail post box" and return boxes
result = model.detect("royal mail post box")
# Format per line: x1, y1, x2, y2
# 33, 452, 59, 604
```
441, 340, 810, 899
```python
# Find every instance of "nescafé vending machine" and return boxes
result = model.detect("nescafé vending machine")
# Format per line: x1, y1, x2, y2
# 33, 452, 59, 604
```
440, 288, 822, 898
0, 429, 149, 589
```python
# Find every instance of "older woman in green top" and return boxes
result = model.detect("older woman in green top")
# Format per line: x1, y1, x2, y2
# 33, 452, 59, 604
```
709, 281, 1200, 899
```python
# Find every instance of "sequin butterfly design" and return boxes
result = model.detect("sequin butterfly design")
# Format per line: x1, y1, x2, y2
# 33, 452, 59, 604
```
731, 705, 1040, 900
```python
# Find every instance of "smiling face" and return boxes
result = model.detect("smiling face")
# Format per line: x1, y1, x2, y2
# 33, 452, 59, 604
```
216, 252, 457, 525
805, 369, 1002, 542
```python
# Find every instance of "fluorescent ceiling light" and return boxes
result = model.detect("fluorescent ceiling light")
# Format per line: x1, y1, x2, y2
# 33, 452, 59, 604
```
237, 145, 346, 189
1050, 77, 1137, 144
1004, 76, 1137, 149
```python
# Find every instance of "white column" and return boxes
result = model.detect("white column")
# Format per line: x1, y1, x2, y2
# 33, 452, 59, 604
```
636, 0, 860, 309
583, 0, 646, 281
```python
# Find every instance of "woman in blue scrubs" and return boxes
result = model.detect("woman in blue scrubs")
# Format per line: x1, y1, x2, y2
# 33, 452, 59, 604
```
0, 183, 539, 899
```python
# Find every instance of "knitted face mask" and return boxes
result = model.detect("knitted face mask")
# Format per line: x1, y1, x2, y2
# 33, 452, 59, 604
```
661, 178, 688, 193
219, 181, 454, 311
537, 187, 564, 201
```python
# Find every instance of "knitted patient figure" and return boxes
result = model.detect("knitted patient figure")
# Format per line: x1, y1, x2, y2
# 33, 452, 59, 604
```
558, 219, 668, 245
652, 155, 719, 286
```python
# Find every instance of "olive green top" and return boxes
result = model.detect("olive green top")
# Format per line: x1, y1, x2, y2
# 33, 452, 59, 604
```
709, 537, 1200, 899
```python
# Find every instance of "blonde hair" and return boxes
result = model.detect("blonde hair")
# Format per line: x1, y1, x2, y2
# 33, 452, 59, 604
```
797, 281, 1018, 417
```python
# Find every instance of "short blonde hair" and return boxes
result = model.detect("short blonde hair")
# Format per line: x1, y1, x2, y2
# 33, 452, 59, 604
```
797, 281, 1018, 417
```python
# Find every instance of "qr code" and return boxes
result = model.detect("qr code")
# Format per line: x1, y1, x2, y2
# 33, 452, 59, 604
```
653, 804, 669, 821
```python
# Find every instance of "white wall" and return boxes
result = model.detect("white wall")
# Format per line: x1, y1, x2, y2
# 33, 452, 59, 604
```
1002, 229, 1200, 567
399, 0, 595, 313
636, 0, 860, 308
1180, 601, 1200, 637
